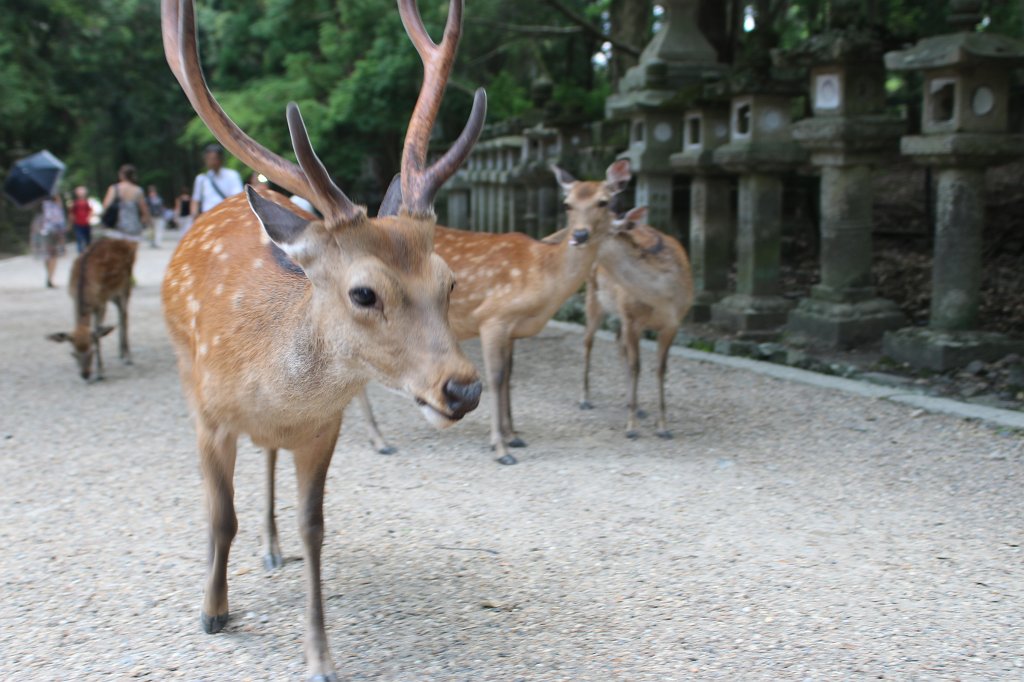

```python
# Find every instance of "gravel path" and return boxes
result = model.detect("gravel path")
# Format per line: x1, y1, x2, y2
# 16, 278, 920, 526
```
1, 241, 1023, 681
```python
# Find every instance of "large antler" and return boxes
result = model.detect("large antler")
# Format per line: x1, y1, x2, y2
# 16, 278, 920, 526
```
161, 0, 362, 224
398, 0, 487, 217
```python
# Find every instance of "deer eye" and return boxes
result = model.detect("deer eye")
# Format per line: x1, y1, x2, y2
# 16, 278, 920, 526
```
349, 287, 378, 308
597, 199, 609, 208
450, 281, 456, 293
563, 202, 571, 211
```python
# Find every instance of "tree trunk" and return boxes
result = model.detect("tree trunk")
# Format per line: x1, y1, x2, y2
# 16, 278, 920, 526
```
699, 0, 731, 63
609, 0, 652, 88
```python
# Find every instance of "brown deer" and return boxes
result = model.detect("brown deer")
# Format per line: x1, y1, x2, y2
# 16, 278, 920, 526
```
361, 161, 631, 464
160, 1, 486, 679
47, 238, 138, 381
578, 206, 694, 439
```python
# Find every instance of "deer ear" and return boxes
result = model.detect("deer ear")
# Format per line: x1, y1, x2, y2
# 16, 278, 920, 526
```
550, 164, 576, 193
612, 206, 647, 233
47, 332, 70, 343
379, 174, 403, 217
246, 186, 312, 259
95, 326, 115, 339
604, 159, 632, 194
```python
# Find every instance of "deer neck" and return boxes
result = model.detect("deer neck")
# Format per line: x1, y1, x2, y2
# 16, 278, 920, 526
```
542, 233, 602, 301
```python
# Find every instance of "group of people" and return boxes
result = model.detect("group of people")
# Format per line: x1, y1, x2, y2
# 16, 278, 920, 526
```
33, 144, 245, 288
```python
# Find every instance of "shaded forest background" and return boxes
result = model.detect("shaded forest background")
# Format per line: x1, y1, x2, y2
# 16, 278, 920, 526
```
1, 0, 1023, 247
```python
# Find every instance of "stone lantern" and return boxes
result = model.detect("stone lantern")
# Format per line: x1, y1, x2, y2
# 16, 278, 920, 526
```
670, 101, 733, 321
710, 75, 807, 336
883, 0, 1024, 370
606, 0, 725, 233
777, 5, 908, 348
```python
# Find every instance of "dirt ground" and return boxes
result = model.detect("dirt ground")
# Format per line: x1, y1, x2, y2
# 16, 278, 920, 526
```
1, 241, 1023, 681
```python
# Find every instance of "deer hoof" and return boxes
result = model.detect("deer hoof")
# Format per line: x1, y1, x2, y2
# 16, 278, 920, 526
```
625, 430, 640, 440
579, 400, 594, 410
496, 453, 518, 466
201, 611, 229, 634
123, 357, 133, 366
263, 552, 284, 571
507, 437, 527, 448
308, 674, 338, 682
635, 409, 649, 419
376, 444, 397, 455
656, 430, 674, 440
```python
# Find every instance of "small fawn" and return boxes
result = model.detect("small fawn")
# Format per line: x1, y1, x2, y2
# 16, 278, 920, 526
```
579, 206, 694, 438
161, 0, 486, 679
48, 238, 137, 381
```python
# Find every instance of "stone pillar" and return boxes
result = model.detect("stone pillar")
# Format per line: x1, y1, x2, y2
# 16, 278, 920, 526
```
711, 174, 792, 334
931, 167, 984, 331
634, 174, 675, 234
786, 161, 906, 347
688, 175, 733, 320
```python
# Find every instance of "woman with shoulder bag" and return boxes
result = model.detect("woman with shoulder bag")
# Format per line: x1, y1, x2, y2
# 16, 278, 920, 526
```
102, 164, 150, 240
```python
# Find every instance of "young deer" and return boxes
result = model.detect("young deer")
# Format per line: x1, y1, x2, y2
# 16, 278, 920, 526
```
579, 206, 694, 438
48, 238, 138, 381
364, 161, 631, 464
160, 1, 486, 679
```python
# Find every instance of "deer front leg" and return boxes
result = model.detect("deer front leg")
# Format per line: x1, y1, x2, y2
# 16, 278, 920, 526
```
115, 295, 132, 364
580, 276, 603, 410
500, 341, 526, 448
292, 421, 341, 682
196, 419, 238, 634
655, 327, 677, 439
622, 320, 642, 439
92, 312, 106, 381
481, 328, 516, 465
356, 389, 395, 455
262, 448, 283, 570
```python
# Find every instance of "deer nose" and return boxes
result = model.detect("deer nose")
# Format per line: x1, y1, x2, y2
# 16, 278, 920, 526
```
444, 378, 482, 418
570, 229, 590, 245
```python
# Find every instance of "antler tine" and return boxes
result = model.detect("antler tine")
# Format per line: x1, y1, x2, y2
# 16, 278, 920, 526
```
398, 0, 485, 217
418, 87, 486, 204
286, 104, 362, 223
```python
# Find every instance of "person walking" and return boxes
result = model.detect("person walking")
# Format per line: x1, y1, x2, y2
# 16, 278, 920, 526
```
70, 186, 93, 253
172, 187, 193, 234
34, 194, 67, 288
191, 144, 243, 217
102, 164, 150, 240
146, 185, 166, 248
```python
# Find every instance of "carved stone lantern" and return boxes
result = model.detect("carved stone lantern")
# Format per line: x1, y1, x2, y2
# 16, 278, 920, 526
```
670, 101, 733, 321
709, 75, 807, 336
883, 0, 1024, 369
775, 8, 908, 348
606, 0, 726, 233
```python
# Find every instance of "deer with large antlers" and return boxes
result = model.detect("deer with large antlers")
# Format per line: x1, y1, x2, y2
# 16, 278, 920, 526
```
160, 1, 485, 679
577, 206, 694, 439
364, 161, 631, 464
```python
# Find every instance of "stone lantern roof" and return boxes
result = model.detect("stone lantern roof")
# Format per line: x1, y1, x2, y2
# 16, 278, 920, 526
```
885, 31, 1024, 71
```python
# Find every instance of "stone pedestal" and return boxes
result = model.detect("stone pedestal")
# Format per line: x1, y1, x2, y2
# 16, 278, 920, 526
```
711, 174, 793, 335
688, 175, 733, 320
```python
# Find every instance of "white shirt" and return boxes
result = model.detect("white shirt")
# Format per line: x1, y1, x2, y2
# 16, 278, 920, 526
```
192, 168, 243, 214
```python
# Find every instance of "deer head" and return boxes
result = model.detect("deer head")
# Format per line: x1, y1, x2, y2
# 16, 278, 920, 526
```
551, 159, 632, 246
162, 0, 487, 425
47, 326, 114, 381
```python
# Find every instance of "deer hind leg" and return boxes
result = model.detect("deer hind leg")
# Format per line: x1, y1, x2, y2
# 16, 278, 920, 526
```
580, 277, 604, 410
481, 328, 516, 465
196, 418, 238, 634
292, 420, 342, 681
622, 320, 642, 439
356, 389, 396, 455
262, 448, 283, 570
655, 327, 678, 439
114, 295, 132, 364
501, 341, 526, 448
